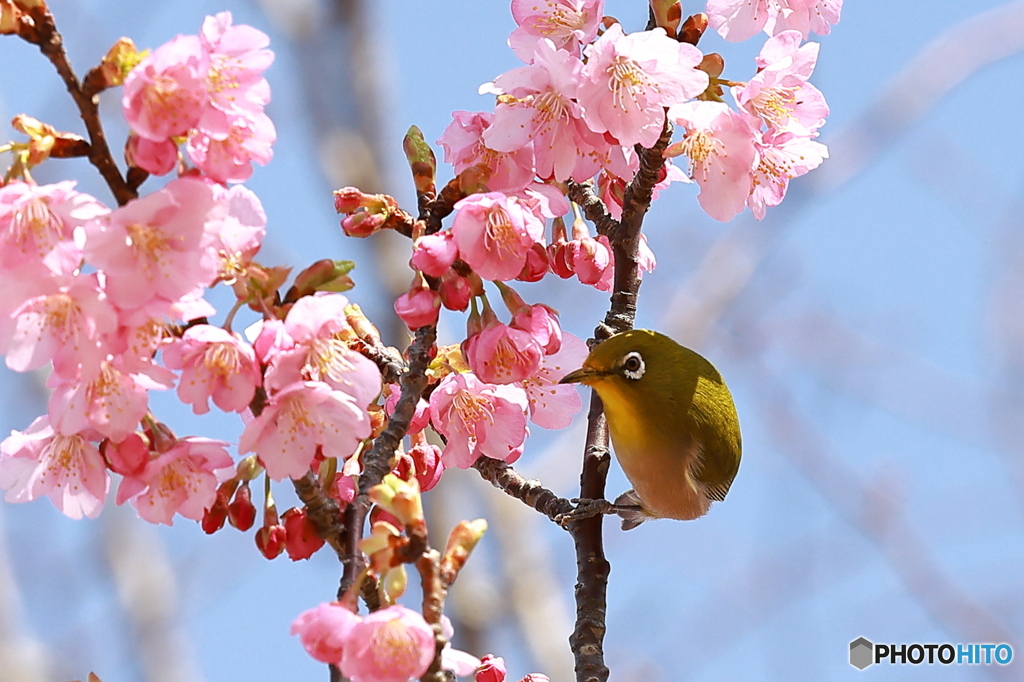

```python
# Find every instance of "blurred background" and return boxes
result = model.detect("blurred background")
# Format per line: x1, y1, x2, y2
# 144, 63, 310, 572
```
1, 0, 1023, 680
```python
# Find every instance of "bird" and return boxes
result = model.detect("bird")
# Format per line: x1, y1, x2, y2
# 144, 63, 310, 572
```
559, 329, 741, 530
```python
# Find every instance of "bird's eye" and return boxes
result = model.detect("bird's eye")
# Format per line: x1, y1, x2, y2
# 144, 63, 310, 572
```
620, 351, 645, 381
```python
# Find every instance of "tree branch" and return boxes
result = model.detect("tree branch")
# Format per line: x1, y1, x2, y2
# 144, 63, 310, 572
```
472, 457, 576, 522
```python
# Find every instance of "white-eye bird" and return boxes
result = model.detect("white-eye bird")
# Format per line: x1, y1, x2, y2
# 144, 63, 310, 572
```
559, 329, 741, 529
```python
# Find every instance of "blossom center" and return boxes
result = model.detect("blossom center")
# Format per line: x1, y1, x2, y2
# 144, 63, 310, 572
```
125, 221, 174, 266
203, 342, 243, 378
42, 293, 81, 340
607, 57, 652, 110
452, 388, 495, 428
305, 338, 356, 385
11, 197, 62, 254
371, 620, 423, 673
679, 130, 724, 180
483, 206, 519, 256
42, 434, 87, 474
533, 6, 586, 38
750, 85, 798, 128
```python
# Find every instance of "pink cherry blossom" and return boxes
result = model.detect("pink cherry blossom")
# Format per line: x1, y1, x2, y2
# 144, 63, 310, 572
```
667, 101, 758, 222
384, 387, 431, 435
103, 431, 149, 477
116, 436, 233, 525
708, 0, 841, 42
48, 359, 161, 443
437, 111, 535, 192
83, 177, 222, 310
162, 324, 261, 415
0, 416, 108, 520
429, 372, 528, 469
198, 12, 274, 131
518, 332, 587, 429
747, 131, 828, 219
126, 135, 179, 175
122, 34, 209, 141
411, 231, 458, 278
733, 31, 828, 136
511, 303, 562, 355
339, 605, 435, 682
262, 294, 381, 408
483, 39, 600, 182
463, 309, 544, 385
291, 602, 361, 665
0, 181, 108, 271
508, 0, 603, 60
394, 277, 442, 330
451, 193, 545, 281
186, 110, 276, 184
239, 381, 370, 481
578, 24, 708, 148
209, 183, 266, 281
1, 271, 116, 380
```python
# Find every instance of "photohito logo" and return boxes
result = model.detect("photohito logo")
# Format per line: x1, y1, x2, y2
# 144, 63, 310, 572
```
849, 637, 1013, 670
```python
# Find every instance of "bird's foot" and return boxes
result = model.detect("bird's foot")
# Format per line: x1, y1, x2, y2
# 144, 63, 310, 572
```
556, 497, 643, 528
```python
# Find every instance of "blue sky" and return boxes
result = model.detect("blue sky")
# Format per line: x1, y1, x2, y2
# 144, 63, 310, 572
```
1, 1, 1023, 681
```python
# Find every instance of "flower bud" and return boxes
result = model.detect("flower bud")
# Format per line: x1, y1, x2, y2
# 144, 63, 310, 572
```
334, 186, 367, 214
403, 125, 437, 196
394, 274, 440, 330
439, 270, 472, 311
516, 242, 549, 282
369, 473, 424, 527
283, 507, 326, 560
679, 12, 709, 46
411, 232, 458, 278
649, 0, 682, 35
442, 518, 487, 579
228, 481, 256, 531
381, 565, 408, 602
341, 210, 386, 238
256, 523, 286, 559
291, 259, 356, 298
202, 483, 232, 535
475, 655, 507, 682
102, 432, 150, 477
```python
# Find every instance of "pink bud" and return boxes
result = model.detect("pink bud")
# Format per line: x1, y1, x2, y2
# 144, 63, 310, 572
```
283, 507, 326, 561
439, 270, 473, 311
394, 276, 441, 329
228, 481, 256, 531
341, 211, 386, 238
333, 186, 367, 213
476, 655, 507, 682
126, 134, 178, 175
291, 602, 360, 666
103, 432, 150, 477
331, 474, 358, 505
516, 242, 549, 282
394, 441, 445, 492
411, 232, 458, 278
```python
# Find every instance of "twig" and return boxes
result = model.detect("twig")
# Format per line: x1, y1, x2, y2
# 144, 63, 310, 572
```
24, 5, 135, 206
417, 549, 451, 682
566, 181, 617, 238
472, 457, 576, 522
340, 325, 438, 596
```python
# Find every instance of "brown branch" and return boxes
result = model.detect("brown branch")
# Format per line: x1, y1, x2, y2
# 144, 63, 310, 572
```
340, 324, 438, 596
566, 181, 617, 238
292, 471, 346, 560
25, 5, 135, 206
566, 118, 673, 682
416, 549, 450, 682
472, 457, 576, 522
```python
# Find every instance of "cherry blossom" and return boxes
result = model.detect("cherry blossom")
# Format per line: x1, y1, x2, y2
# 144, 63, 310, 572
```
667, 101, 758, 222
508, 0, 603, 61
0, 417, 108, 520
122, 34, 208, 141
578, 24, 708, 148
394, 275, 442, 330
209, 183, 267, 282
0, 181, 108, 271
198, 11, 274, 130
186, 110, 276, 184
116, 436, 233, 525
83, 177, 222, 310
747, 130, 828, 219
429, 372, 528, 469
162, 324, 261, 415
339, 605, 436, 682
451, 192, 545, 282
239, 381, 370, 481
462, 302, 544, 385
437, 111, 535, 193
291, 602, 361, 665
708, 0, 842, 42
519, 332, 587, 429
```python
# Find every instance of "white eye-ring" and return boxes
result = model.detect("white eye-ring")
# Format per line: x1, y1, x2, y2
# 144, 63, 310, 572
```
621, 351, 645, 381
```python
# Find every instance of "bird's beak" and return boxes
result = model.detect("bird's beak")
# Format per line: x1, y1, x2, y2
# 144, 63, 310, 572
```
559, 366, 599, 385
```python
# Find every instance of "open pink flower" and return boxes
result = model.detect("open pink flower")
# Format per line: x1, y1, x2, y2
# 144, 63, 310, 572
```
83, 177, 222, 310
463, 308, 544, 385
116, 437, 233, 525
186, 110, 276, 184
210, 183, 266, 281
48, 359, 162, 443
162, 324, 261, 415
747, 130, 828, 219
484, 39, 600, 182
2, 271, 117, 380
518, 332, 587, 429
438, 111, 535, 193
508, 0, 603, 60
578, 24, 708, 148
239, 381, 370, 480
339, 605, 435, 682
0, 417, 108, 520
733, 31, 828, 136
452, 193, 545, 282
198, 11, 274, 132
765, 0, 842, 39
0, 181, 108, 271
262, 293, 381, 407
667, 101, 758, 222
292, 602, 361, 665
429, 372, 528, 469
122, 35, 208, 141
708, 0, 841, 42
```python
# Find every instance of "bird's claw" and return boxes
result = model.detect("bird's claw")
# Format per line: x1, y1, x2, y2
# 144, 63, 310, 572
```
555, 498, 617, 527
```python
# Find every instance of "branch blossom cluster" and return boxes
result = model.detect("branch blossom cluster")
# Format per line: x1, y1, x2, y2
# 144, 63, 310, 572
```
0, 0, 841, 679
